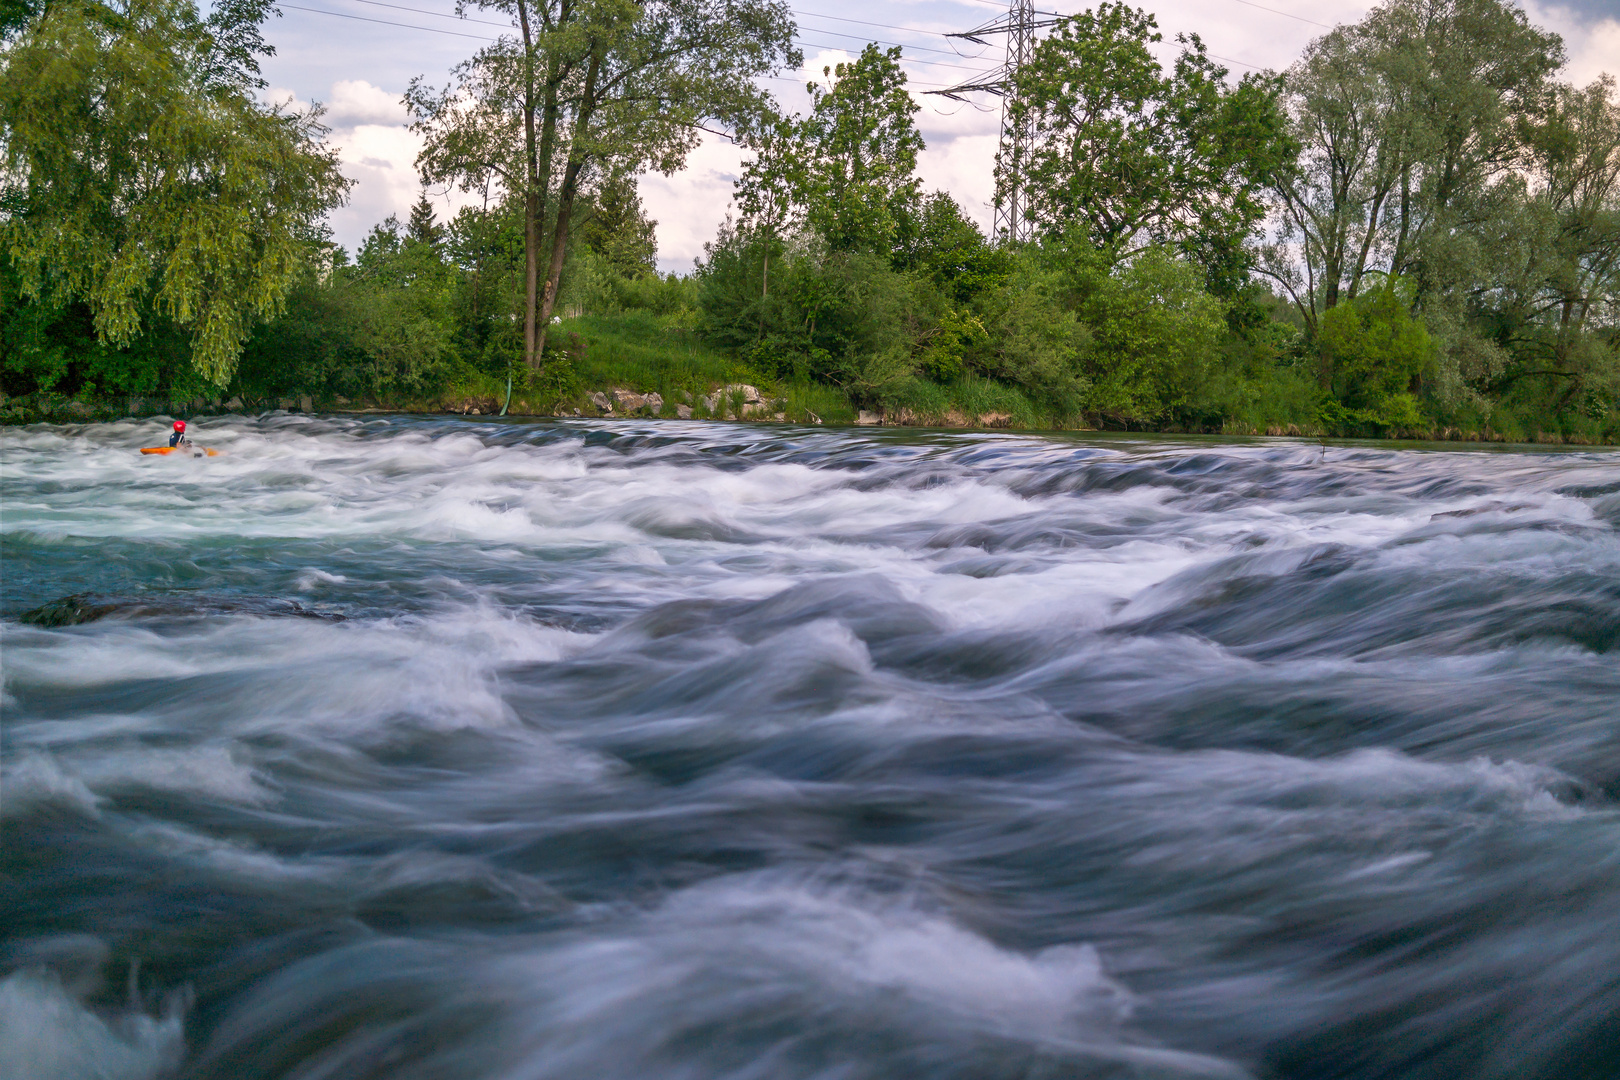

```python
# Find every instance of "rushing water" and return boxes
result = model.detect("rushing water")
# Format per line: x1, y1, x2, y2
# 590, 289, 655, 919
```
2, 415, 1619, 1080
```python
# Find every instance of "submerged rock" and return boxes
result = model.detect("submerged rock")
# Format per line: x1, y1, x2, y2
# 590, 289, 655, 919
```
18, 594, 346, 627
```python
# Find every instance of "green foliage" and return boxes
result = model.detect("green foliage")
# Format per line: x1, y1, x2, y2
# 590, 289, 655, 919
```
0, 0, 349, 386
733, 43, 925, 260
798, 45, 924, 255
696, 224, 931, 404
893, 192, 1013, 303
576, 173, 659, 280
1315, 284, 1433, 430
3, 4, 1612, 444
1006, 3, 1293, 287
407, 195, 444, 248
1070, 245, 1228, 424
407, 0, 799, 366
963, 254, 1088, 414
343, 218, 458, 394
555, 310, 748, 399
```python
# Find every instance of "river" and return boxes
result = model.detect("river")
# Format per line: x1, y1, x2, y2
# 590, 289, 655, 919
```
2, 414, 1618, 1080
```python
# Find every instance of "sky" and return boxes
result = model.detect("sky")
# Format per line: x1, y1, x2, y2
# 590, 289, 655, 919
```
256, 0, 1620, 273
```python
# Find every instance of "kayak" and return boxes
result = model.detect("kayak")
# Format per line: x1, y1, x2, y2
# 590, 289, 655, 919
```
141, 446, 219, 457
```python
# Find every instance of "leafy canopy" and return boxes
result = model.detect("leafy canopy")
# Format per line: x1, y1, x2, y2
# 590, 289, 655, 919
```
1004, 2, 1293, 285
0, 0, 349, 385
734, 44, 924, 257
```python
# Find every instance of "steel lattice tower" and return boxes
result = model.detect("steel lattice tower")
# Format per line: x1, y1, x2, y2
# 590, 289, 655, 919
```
925, 0, 1053, 244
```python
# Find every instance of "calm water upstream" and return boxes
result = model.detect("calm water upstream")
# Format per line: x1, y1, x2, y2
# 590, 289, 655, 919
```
2, 415, 1619, 1080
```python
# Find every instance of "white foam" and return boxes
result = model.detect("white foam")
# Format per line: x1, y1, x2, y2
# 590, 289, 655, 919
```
482, 878, 1251, 1078
1, 753, 102, 819
0, 970, 184, 1080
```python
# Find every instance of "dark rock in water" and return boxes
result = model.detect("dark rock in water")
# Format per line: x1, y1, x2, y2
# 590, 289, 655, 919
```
18, 595, 121, 627
19, 593, 346, 627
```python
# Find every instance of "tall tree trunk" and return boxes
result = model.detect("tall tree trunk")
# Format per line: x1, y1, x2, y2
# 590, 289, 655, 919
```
535, 50, 601, 361
517, 0, 570, 370
517, 0, 540, 368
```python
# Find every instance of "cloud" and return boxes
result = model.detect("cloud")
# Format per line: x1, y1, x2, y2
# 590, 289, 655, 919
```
1532, 0, 1620, 24
639, 134, 748, 274
308, 80, 480, 253
326, 79, 412, 128
1524, 0, 1620, 87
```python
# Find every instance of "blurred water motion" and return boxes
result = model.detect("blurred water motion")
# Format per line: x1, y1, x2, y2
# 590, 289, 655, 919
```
3, 415, 1619, 1080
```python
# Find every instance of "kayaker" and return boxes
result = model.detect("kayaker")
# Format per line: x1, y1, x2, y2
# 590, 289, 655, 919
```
168, 420, 191, 448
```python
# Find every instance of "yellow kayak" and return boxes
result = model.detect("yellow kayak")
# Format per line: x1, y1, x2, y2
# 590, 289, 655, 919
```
141, 446, 219, 457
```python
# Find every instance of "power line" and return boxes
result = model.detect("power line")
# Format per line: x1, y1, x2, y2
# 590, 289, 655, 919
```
278, 2, 498, 39
277, 3, 996, 83
793, 34, 1001, 72
325, 0, 993, 57
1226, 0, 1333, 29
281, 1, 1260, 80
791, 9, 966, 40
788, 19, 991, 57
337, 0, 513, 28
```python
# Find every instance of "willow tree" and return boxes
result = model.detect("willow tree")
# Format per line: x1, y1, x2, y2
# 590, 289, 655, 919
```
0, 0, 349, 385
1488, 77, 1620, 412
408, 0, 796, 369
1265, 0, 1565, 334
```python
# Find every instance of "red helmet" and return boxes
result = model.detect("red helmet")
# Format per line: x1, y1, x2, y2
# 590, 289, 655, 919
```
173, 420, 186, 432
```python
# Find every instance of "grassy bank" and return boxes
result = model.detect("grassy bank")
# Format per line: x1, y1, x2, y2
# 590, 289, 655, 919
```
4, 309, 1615, 446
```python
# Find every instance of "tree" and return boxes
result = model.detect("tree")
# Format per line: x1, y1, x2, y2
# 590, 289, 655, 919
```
1365, 0, 1563, 303
1485, 76, 1620, 415
0, 0, 349, 385
1261, 25, 1406, 335
408, 0, 796, 370
1315, 282, 1432, 428
1264, 0, 1565, 332
1003, 3, 1293, 286
726, 45, 925, 344
893, 191, 1010, 304
798, 44, 924, 255
342, 216, 457, 394
1261, 0, 1576, 416
576, 171, 657, 278
408, 194, 443, 248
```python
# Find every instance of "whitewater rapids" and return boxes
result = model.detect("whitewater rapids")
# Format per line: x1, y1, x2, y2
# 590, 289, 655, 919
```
2, 414, 1618, 1080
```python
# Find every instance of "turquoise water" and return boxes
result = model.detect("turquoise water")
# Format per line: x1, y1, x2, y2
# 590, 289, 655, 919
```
3, 414, 1619, 1079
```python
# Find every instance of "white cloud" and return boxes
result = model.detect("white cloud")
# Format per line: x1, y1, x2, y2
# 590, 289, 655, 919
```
326, 79, 412, 128
306, 80, 478, 253
639, 134, 748, 275
1524, 1, 1620, 87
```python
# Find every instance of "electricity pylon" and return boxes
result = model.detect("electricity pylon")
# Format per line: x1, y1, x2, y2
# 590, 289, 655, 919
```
924, 0, 1057, 244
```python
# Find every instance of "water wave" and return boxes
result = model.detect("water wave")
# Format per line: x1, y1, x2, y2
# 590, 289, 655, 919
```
3, 416, 1618, 1079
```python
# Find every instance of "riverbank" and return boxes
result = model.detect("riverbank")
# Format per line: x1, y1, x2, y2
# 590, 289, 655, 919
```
5, 386, 1615, 445
7, 309, 1617, 444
